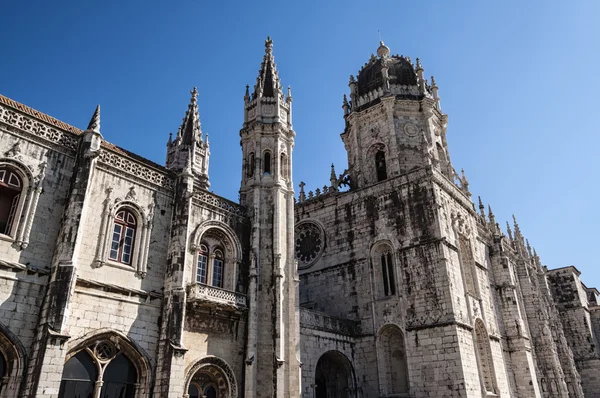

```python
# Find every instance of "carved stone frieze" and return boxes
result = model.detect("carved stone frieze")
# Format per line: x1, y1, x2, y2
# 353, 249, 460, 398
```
97, 148, 175, 190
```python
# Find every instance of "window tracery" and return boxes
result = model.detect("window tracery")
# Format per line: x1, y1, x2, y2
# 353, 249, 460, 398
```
294, 221, 325, 269
372, 242, 397, 298
59, 340, 138, 398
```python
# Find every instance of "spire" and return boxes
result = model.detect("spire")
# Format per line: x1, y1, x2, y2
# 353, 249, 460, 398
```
478, 196, 485, 218
87, 105, 101, 134
179, 87, 203, 145
253, 36, 282, 99
506, 221, 513, 241
330, 163, 338, 189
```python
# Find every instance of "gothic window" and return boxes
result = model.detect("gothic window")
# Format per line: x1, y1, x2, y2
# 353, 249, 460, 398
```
0, 166, 23, 236
295, 221, 325, 269
264, 151, 271, 174
375, 150, 387, 181
196, 244, 209, 284
58, 350, 97, 397
474, 320, 497, 394
109, 208, 137, 265
372, 243, 396, 298
459, 235, 478, 297
59, 341, 138, 398
380, 325, 409, 395
247, 152, 255, 177
212, 249, 224, 288
186, 357, 237, 398
195, 234, 229, 290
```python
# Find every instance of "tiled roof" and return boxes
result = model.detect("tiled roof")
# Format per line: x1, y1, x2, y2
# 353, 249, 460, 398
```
0, 93, 168, 172
0, 94, 83, 135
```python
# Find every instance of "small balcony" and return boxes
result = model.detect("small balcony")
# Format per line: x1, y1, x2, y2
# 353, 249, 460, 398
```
187, 283, 247, 311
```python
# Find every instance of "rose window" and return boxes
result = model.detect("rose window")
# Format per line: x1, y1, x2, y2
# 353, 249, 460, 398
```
295, 222, 324, 268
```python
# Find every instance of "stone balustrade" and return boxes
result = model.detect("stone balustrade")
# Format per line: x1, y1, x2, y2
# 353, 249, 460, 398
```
187, 283, 247, 309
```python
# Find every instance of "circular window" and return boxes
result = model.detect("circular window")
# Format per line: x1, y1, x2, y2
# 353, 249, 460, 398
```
295, 222, 325, 269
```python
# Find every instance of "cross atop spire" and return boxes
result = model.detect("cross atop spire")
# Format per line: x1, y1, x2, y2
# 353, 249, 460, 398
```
253, 36, 282, 99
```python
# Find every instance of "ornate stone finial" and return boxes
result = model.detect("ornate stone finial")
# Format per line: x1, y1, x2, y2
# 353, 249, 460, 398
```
478, 196, 485, 218
349, 75, 356, 84
342, 94, 349, 115
190, 87, 198, 103
330, 163, 338, 189
244, 84, 250, 100
506, 221, 513, 240
167, 132, 173, 146
377, 41, 390, 58
460, 169, 471, 196
487, 204, 496, 225
431, 75, 438, 88
87, 105, 101, 133
299, 181, 306, 202
265, 36, 273, 53
526, 239, 533, 257
416, 57, 423, 71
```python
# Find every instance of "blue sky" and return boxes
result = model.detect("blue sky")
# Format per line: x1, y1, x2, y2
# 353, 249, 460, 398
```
2, 1, 599, 280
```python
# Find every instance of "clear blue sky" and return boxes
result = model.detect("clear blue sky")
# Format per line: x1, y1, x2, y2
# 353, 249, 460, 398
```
2, 1, 599, 281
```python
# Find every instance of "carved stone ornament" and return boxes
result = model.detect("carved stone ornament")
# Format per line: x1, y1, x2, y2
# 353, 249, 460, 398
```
404, 123, 419, 137
452, 213, 471, 237
295, 221, 325, 269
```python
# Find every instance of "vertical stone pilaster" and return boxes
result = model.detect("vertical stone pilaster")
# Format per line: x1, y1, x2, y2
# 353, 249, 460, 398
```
23, 109, 102, 398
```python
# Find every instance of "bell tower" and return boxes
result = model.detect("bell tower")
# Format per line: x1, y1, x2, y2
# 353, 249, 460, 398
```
239, 37, 300, 398
341, 41, 453, 188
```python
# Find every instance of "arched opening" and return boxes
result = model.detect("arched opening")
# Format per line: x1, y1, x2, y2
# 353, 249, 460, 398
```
314, 351, 355, 398
185, 357, 237, 398
375, 150, 387, 181
196, 229, 233, 290
475, 320, 497, 394
0, 165, 23, 236
372, 243, 396, 298
263, 151, 271, 175
380, 325, 409, 395
58, 350, 97, 397
109, 208, 138, 265
101, 353, 137, 397
59, 336, 146, 398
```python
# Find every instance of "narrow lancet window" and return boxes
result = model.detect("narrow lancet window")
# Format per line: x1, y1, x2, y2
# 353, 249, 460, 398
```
264, 151, 271, 174
376, 150, 387, 181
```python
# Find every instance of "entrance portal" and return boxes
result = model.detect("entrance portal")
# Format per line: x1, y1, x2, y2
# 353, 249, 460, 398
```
314, 351, 355, 398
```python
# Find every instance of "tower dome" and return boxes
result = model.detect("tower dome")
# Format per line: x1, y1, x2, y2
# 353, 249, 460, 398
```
357, 54, 418, 96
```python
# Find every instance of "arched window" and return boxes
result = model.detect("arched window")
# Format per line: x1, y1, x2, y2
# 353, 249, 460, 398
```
204, 386, 217, 398
0, 166, 23, 236
59, 341, 138, 398
58, 350, 97, 397
474, 320, 497, 394
375, 150, 387, 181
247, 152, 255, 177
196, 244, 209, 284
195, 239, 227, 289
373, 243, 396, 298
380, 325, 409, 395
212, 249, 224, 288
264, 151, 271, 175
109, 208, 137, 265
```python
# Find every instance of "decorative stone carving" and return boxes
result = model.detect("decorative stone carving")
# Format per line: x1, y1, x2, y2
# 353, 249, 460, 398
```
404, 123, 419, 137
295, 221, 325, 269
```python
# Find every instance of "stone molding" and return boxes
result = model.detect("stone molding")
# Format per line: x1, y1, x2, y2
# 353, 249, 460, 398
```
299, 308, 358, 336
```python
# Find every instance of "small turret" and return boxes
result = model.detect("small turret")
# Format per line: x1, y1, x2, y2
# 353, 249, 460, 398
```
166, 87, 210, 189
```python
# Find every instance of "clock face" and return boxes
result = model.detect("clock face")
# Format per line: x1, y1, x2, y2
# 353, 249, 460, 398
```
295, 222, 324, 268
404, 123, 419, 137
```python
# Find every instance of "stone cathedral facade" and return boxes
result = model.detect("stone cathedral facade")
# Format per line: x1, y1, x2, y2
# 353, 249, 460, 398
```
0, 37, 599, 398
